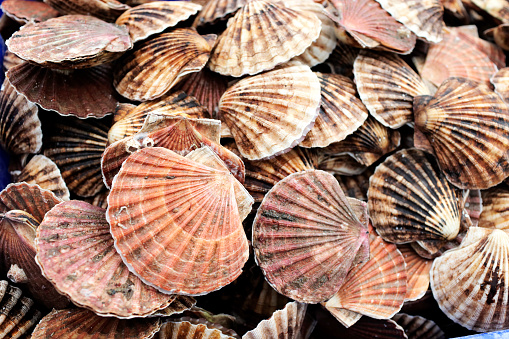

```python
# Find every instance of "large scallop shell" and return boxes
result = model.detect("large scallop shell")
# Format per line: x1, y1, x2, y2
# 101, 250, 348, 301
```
219, 64, 321, 160
413, 77, 509, 189
397, 244, 432, 301
208, 0, 321, 77
374, 0, 444, 43
299, 73, 368, 148
114, 29, 216, 102
354, 50, 431, 129
6, 62, 117, 119
107, 147, 249, 295
430, 227, 509, 332
36, 200, 175, 318
242, 302, 307, 339
192, 0, 246, 27
116, 1, 202, 43
252, 170, 369, 303
1, 0, 60, 24
158, 319, 236, 339
392, 313, 445, 339
43, 0, 130, 22
31, 308, 162, 339
368, 149, 461, 245
479, 188, 509, 230
6, 15, 132, 69
0, 78, 41, 155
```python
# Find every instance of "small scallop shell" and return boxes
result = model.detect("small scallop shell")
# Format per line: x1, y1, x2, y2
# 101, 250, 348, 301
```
107, 147, 249, 295
219, 64, 321, 160
413, 77, 509, 189
1, 0, 60, 24
392, 313, 445, 339
36, 200, 175, 318
116, 1, 202, 43
158, 320, 236, 339
192, 0, 246, 27
368, 149, 461, 244
397, 244, 432, 301
114, 29, 216, 102
208, 0, 321, 77
6, 15, 132, 69
43, 117, 108, 197
479, 188, 509, 230
6, 62, 117, 119
31, 308, 162, 339
242, 302, 307, 339
43, 0, 130, 22
430, 227, 509, 332
300, 73, 368, 148
354, 50, 431, 129
0, 78, 41, 155
252, 170, 369, 303
491, 67, 509, 104
374, 0, 444, 43
11, 155, 69, 201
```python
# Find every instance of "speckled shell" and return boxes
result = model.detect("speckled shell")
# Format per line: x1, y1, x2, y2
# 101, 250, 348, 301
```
43, 0, 130, 22
479, 188, 509, 230
397, 244, 432, 301
354, 50, 431, 128
219, 64, 321, 160
374, 0, 444, 43
116, 1, 202, 43
329, 0, 416, 54
43, 117, 108, 197
7, 62, 117, 119
392, 313, 445, 339
107, 147, 249, 295
158, 320, 236, 339
31, 308, 162, 339
300, 73, 368, 148
6, 15, 132, 69
368, 149, 461, 245
0, 78, 41, 155
192, 0, 246, 27
431, 227, 509, 332
114, 29, 216, 101
208, 0, 321, 77
242, 302, 307, 339
1, 0, 59, 24
491, 67, 509, 104
108, 91, 208, 145
413, 77, 509, 189
253, 170, 369, 303
12, 155, 69, 201
0, 280, 42, 339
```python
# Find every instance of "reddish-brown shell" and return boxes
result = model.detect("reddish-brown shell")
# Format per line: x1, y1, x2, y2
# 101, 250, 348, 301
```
43, 0, 130, 22
1, 0, 60, 24
397, 244, 432, 301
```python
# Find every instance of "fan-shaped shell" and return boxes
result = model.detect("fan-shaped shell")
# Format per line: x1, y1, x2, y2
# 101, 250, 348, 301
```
414, 77, 509, 189
0, 78, 41, 155
192, 0, 246, 27
455, 27, 506, 69
219, 64, 321, 160
31, 308, 162, 339
208, 0, 321, 77
354, 50, 431, 128
116, 1, 202, 43
107, 147, 249, 295
159, 320, 236, 339
242, 302, 307, 339
114, 29, 216, 101
43, 0, 130, 22
479, 188, 509, 230
392, 313, 445, 339
300, 73, 368, 148
6, 15, 132, 69
491, 67, 509, 104
431, 227, 509, 332
252, 170, 369, 303
368, 149, 461, 245
397, 244, 432, 301
1, 0, 60, 24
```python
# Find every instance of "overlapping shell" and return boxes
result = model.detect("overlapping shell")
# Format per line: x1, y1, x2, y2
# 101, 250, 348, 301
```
43, 0, 130, 22
491, 67, 509, 104
392, 313, 445, 339
158, 319, 236, 339
253, 170, 369, 303
334, 316, 407, 338
479, 188, 509, 230
192, 0, 246, 27
398, 244, 432, 301
1, 0, 60, 24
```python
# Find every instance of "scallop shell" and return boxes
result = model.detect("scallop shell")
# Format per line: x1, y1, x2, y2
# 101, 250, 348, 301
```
324, 42, 359, 77
43, 117, 108, 197
252, 170, 369, 303
36, 200, 175, 318
325, 307, 362, 328
108, 91, 208, 145
158, 320, 236, 339
1, 0, 60, 24
354, 50, 431, 129
31, 308, 162, 339
0, 78, 41, 155
208, 0, 321, 77
334, 317, 407, 339
368, 149, 461, 244
0, 280, 42, 339
192, 0, 246, 27
337, 170, 372, 201
491, 67, 509, 104
316, 153, 367, 176
3, 50, 24, 72
441, 0, 468, 21
430, 227, 509, 332
479, 188, 509, 230
392, 313, 445, 339
329, 0, 416, 54
152, 296, 196, 317
113, 103, 136, 123
116, 1, 202, 43
84, 188, 110, 209
219, 64, 321, 160
114, 29, 216, 101
43, 0, 130, 22
374, 0, 444, 43
300, 73, 368, 148
12, 155, 69, 200
107, 147, 249, 295
458, 188, 483, 228
6, 15, 132, 69
242, 302, 307, 339
413, 77, 509, 189
485, 24, 509, 51
470, 0, 509, 22
397, 244, 432, 301
454, 27, 506, 69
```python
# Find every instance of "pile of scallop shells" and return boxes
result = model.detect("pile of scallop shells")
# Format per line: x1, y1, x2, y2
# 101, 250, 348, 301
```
3, 0, 509, 337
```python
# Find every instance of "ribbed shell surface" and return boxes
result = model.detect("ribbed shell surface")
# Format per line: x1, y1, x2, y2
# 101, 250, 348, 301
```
192, 0, 246, 27
1, 0, 59, 23
398, 244, 432, 301
480, 188, 509, 230
158, 320, 236, 339
43, 0, 129, 22
392, 313, 445, 339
